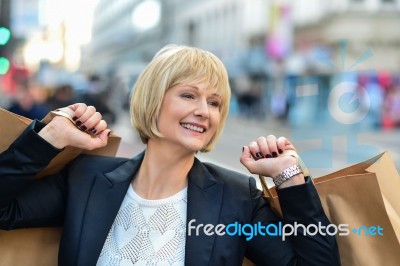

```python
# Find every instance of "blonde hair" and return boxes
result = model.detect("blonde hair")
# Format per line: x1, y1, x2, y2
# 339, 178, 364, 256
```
130, 44, 231, 152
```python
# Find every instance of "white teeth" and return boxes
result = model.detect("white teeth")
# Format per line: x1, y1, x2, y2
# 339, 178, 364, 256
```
181, 123, 205, 133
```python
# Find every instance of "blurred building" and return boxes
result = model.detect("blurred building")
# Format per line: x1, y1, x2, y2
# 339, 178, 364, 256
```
81, 0, 165, 76
292, 0, 400, 72
81, 0, 272, 78
81, 0, 400, 75
4, 0, 400, 97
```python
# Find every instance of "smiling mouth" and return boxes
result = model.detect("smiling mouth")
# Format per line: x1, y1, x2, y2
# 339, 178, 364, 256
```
180, 123, 206, 133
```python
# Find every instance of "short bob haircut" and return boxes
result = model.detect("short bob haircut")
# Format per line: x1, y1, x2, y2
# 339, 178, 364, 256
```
130, 44, 231, 152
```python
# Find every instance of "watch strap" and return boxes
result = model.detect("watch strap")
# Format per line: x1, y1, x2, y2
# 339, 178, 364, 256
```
273, 164, 303, 187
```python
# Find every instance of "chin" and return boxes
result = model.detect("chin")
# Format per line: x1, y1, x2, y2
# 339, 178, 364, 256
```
178, 137, 211, 153
188, 146, 204, 153
183, 143, 205, 153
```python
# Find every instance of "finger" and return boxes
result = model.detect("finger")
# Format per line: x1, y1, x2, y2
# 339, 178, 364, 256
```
240, 146, 257, 173
256, 136, 271, 158
266, 135, 279, 158
72, 103, 87, 123
76, 105, 96, 127
68, 103, 81, 111
82, 112, 102, 132
80, 129, 111, 150
278, 137, 296, 151
89, 120, 107, 135
248, 141, 263, 160
276, 136, 287, 154
68, 103, 87, 117
93, 129, 111, 147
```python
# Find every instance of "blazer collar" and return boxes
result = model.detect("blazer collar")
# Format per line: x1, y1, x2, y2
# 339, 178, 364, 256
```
185, 158, 224, 265
77, 152, 144, 265
77, 152, 224, 265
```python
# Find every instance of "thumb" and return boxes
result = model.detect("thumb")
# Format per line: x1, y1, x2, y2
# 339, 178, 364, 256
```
98, 129, 112, 144
240, 146, 257, 174
88, 129, 111, 149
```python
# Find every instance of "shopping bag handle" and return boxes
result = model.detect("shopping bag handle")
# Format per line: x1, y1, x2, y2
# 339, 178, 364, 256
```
41, 107, 75, 124
41, 107, 117, 137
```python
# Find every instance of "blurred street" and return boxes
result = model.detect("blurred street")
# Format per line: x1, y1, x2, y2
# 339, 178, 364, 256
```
1, 0, 400, 185
112, 109, 400, 187
1, 1, 400, 265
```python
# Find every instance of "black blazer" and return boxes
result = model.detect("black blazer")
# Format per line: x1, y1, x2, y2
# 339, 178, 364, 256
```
0, 121, 340, 266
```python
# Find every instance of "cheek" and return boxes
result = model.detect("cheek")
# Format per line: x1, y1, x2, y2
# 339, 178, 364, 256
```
210, 112, 221, 129
160, 103, 182, 122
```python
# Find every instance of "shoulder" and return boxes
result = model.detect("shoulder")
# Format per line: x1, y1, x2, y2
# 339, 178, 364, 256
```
202, 161, 256, 191
199, 161, 264, 214
203, 162, 248, 180
68, 154, 129, 174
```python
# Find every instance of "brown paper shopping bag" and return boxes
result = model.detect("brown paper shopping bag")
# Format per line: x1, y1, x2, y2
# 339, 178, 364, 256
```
260, 151, 400, 266
0, 107, 121, 266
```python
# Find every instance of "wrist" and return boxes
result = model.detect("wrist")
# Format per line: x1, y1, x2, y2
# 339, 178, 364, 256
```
276, 173, 305, 189
271, 155, 298, 177
273, 156, 305, 188
38, 121, 68, 149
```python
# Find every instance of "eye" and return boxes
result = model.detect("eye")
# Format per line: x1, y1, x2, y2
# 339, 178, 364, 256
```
208, 100, 221, 108
181, 93, 195, 99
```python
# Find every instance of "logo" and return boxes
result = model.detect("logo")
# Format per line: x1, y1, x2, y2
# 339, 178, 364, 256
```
187, 219, 383, 241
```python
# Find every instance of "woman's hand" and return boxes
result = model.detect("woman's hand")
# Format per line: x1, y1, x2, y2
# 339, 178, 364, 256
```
240, 135, 305, 188
38, 103, 111, 150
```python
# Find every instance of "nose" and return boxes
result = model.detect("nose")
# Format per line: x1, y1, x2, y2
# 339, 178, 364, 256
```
193, 99, 210, 119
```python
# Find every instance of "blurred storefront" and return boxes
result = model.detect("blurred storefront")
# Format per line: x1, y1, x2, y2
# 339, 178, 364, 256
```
2, 0, 400, 128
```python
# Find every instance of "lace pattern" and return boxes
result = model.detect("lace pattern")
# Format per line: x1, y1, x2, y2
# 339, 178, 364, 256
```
97, 186, 187, 266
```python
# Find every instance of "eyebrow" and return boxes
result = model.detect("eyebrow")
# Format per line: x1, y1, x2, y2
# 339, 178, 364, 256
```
186, 85, 222, 98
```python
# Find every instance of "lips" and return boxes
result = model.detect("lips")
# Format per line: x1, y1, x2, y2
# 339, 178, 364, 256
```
180, 123, 206, 133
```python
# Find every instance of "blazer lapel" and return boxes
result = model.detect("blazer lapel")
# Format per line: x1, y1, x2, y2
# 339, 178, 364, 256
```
185, 158, 224, 265
77, 152, 144, 265
75, 153, 224, 265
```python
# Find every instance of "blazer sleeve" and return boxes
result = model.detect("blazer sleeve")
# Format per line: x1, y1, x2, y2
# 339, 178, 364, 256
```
0, 120, 67, 229
245, 177, 340, 266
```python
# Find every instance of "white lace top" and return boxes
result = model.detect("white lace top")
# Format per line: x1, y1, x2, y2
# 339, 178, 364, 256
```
97, 185, 188, 266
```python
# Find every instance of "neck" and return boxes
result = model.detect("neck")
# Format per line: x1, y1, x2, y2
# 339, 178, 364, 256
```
132, 141, 194, 200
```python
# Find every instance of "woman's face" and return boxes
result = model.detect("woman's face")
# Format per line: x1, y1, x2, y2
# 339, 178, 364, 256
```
156, 81, 222, 153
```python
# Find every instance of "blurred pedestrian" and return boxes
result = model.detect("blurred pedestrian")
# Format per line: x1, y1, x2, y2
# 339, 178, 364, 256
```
0, 45, 339, 265
46, 84, 78, 111
82, 74, 116, 124
7, 84, 49, 120
358, 73, 384, 129
383, 84, 400, 128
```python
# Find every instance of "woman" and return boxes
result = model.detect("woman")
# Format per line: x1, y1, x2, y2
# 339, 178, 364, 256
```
0, 45, 339, 265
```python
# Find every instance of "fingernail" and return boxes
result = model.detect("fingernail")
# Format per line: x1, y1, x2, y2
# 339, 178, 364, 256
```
242, 147, 244, 152
72, 116, 78, 121
80, 125, 87, 131
256, 152, 263, 158
76, 120, 82, 126
266, 154, 272, 158
272, 152, 278, 158
278, 149, 283, 154
90, 128, 97, 134
107, 131, 111, 136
